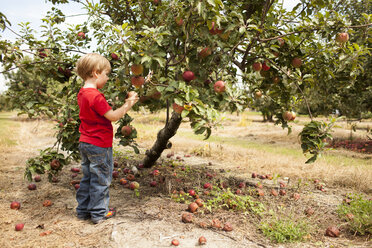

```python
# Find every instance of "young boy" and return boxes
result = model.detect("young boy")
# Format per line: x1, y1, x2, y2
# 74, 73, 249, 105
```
75, 53, 139, 224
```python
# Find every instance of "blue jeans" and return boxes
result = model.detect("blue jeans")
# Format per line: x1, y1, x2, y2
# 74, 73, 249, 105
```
76, 142, 113, 222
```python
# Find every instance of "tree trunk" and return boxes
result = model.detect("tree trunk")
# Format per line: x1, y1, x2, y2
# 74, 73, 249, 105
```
143, 112, 182, 168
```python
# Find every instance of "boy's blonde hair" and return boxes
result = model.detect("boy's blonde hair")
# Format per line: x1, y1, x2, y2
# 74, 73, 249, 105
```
75, 53, 111, 81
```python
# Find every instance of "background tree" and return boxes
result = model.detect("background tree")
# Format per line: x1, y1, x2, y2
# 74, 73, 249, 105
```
0, 0, 370, 179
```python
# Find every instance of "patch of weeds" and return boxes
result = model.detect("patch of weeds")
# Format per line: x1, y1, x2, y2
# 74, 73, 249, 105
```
337, 193, 372, 235
205, 187, 265, 216
171, 192, 193, 204
259, 210, 310, 243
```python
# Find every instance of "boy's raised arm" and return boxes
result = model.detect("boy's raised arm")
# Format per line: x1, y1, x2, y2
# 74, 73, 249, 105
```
104, 92, 138, 122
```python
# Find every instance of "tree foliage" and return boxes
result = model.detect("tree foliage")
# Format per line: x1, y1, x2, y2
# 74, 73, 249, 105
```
0, 0, 370, 180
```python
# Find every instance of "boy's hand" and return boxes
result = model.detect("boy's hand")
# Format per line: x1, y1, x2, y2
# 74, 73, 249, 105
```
126, 91, 139, 104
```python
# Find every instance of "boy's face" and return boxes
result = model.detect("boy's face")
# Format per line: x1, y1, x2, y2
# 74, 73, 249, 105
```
96, 69, 110, 89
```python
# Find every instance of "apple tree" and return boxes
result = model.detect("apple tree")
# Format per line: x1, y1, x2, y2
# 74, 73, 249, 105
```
0, 0, 371, 180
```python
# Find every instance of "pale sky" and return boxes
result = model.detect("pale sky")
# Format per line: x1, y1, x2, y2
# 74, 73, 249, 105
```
0, 0, 300, 93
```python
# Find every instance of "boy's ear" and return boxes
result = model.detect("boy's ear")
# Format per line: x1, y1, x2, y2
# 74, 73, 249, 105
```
92, 70, 98, 78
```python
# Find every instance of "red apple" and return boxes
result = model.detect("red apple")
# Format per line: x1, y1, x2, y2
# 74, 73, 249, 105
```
282, 111, 294, 121
182, 70, 195, 82
71, 167, 80, 173
262, 61, 270, 71
131, 76, 145, 88
111, 53, 119, 60
174, 16, 183, 26
203, 183, 212, 189
150, 91, 161, 100
172, 103, 184, 114
28, 183, 36, 190
271, 189, 278, 196
171, 239, 179, 246
199, 47, 212, 58
254, 91, 263, 99
252, 62, 262, 72
74, 184, 80, 190
38, 49, 48, 58
278, 38, 285, 47
114, 161, 119, 168
150, 181, 157, 187
291, 57, 302, 68
121, 126, 132, 137
252, 173, 257, 178
112, 171, 119, 179
10, 201, 21, 210
199, 236, 207, 245
34, 175, 41, 182
213, 81, 226, 93
152, 169, 160, 176
129, 181, 139, 190
15, 223, 24, 231
131, 64, 143, 75
188, 189, 196, 197
238, 182, 245, 188
50, 159, 61, 170
77, 32, 86, 40
119, 178, 128, 185
336, 33, 349, 43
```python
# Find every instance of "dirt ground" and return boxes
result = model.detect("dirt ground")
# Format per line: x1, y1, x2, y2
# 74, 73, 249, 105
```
0, 113, 371, 248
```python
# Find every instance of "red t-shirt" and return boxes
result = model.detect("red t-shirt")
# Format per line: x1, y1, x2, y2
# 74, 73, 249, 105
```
78, 88, 113, 148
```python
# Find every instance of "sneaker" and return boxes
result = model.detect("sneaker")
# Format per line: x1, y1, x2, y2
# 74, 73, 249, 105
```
92, 208, 116, 224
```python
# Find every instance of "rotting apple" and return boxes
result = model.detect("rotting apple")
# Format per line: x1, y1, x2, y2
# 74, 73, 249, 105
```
129, 181, 140, 190
195, 198, 203, 207
28, 183, 37, 190
34, 175, 41, 182
181, 212, 193, 223
188, 202, 198, 213
50, 159, 61, 170
112, 171, 119, 179
71, 167, 80, 173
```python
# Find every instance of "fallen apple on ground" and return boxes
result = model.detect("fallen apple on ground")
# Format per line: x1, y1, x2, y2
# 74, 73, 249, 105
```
10, 201, 21, 210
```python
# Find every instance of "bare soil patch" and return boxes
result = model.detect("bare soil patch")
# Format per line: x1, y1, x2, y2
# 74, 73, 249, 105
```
0, 113, 371, 248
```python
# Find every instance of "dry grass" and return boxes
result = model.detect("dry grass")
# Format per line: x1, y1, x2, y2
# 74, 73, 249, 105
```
131, 111, 372, 193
